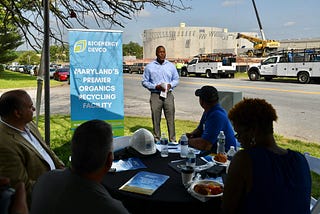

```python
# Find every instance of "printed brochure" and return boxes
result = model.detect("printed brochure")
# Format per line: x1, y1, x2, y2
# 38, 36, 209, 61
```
112, 157, 146, 172
119, 171, 169, 195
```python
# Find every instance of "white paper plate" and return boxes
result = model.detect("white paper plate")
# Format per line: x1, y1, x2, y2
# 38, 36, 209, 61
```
189, 180, 224, 198
211, 156, 230, 166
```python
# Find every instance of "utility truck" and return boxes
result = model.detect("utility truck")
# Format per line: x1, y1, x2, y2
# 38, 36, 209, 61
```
180, 53, 236, 78
247, 48, 320, 84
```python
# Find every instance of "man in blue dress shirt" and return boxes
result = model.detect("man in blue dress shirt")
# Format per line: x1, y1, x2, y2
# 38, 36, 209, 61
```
142, 45, 179, 143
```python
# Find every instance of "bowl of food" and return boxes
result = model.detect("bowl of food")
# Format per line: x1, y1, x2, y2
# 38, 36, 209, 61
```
189, 180, 224, 198
212, 153, 230, 166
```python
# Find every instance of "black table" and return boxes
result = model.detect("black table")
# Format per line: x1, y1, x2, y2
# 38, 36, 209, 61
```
102, 151, 222, 214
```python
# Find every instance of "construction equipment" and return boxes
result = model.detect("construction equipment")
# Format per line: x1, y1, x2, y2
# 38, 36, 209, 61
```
236, 33, 280, 57
237, 0, 280, 57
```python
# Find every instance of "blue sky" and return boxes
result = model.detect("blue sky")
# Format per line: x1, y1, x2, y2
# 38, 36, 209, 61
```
113, 0, 320, 45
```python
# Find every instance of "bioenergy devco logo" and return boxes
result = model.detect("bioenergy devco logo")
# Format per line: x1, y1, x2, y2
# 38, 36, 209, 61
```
73, 39, 119, 53
74, 40, 87, 53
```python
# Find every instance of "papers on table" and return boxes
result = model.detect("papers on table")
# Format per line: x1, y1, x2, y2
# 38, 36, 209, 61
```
119, 171, 169, 195
155, 144, 201, 154
112, 157, 147, 172
200, 155, 214, 163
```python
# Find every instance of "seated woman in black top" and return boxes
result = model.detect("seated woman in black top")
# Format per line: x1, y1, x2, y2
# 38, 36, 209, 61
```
221, 98, 311, 214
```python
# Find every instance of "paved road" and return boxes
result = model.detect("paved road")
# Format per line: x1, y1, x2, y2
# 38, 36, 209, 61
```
123, 74, 320, 144
1, 74, 319, 143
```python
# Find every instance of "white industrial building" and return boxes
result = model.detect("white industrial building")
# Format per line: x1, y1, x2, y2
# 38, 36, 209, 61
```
142, 23, 320, 61
142, 23, 257, 60
279, 38, 320, 50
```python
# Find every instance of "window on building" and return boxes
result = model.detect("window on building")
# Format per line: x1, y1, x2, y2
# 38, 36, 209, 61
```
185, 39, 190, 48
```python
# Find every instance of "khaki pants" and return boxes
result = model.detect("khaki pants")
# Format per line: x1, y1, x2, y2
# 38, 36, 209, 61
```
150, 92, 176, 142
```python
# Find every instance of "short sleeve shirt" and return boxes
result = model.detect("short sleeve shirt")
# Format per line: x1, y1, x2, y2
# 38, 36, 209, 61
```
197, 103, 237, 150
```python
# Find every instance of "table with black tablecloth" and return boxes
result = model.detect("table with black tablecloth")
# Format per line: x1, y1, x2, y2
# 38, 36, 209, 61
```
102, 150, 222, 214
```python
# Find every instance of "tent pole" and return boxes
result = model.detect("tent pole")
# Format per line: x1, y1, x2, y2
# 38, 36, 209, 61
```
43, 0, 50, 146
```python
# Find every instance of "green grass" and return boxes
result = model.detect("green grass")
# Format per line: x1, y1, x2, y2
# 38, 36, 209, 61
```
2, 69, 319, 199
0, 69, 64, 89
234, 71, 248, 79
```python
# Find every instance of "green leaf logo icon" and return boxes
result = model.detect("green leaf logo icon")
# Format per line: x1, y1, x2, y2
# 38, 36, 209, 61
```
74, 40, 87, 53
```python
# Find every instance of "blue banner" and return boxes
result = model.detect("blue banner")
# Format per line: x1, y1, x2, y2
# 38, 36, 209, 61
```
69, 29, 124, 136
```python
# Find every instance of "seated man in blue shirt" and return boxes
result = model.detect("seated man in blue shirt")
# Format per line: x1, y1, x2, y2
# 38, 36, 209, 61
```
187, 85, 237, 153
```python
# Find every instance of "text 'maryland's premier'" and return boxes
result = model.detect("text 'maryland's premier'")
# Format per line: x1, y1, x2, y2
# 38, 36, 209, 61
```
69, 29, 124, 136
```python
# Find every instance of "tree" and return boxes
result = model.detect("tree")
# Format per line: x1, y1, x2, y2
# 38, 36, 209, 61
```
0, 1, 191, 50
0, 9, 24, 64
50, 45, 69, 63
123, 42, 143, 59
16, 51, 40, 65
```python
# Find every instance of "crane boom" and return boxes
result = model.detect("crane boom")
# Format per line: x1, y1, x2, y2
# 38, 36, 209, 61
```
236, 33, 263, 44
236, 0, 280, 57
252, 0, 266, 40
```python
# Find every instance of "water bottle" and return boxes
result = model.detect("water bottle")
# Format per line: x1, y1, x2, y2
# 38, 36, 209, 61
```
217, 131, 226, 154
160, 132, 169, 157
186, 149, 196, 168
227, 146, 236, 160
180, 134, 188, 158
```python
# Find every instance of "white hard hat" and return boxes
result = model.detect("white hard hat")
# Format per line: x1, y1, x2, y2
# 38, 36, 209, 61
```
129, 128, 156, 155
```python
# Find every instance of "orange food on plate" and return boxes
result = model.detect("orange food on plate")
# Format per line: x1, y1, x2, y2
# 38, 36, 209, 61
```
194, 184, 211, 195
194, 182, 223, 196
208, 184, 223, 195
214, 153, 227, 163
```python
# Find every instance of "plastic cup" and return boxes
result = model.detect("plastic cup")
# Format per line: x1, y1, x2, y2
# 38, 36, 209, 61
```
181, 166, 194, 188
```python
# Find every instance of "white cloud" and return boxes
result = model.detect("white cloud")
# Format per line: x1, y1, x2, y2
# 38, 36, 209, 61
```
221, 0, 242, 7
135, 9, 151, 17
283, 21, 296, 27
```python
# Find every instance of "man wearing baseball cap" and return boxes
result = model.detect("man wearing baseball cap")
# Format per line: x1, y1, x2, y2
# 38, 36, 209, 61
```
186, 85, 237, 153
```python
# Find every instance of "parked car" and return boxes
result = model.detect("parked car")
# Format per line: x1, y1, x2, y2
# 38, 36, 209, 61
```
9, 65, 18, 71
49, 67, 57, 79
18, 65, 26, 73
129, 63, 148, 74
30, 65, 39, 76
24, 65, 33, 74
53, 67, 69, 81
123, 64, 131, 73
